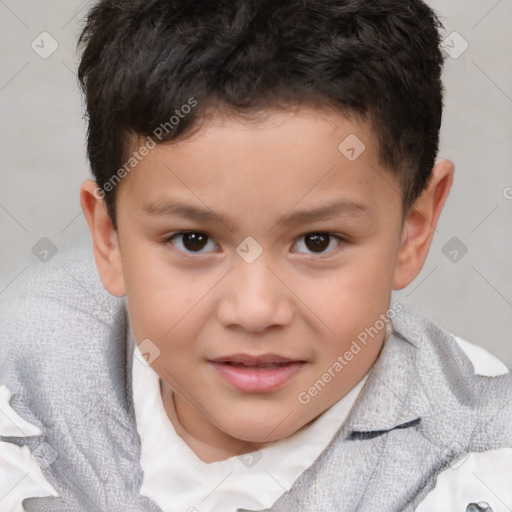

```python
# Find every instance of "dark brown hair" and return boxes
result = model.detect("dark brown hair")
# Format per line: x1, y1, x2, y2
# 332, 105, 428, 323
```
77, 0, 446, 227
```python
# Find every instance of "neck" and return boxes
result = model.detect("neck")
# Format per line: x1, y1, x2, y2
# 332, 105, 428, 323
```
159, 379, 262, 463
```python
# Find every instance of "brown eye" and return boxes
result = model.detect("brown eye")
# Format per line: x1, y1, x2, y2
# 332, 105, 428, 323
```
167, 231, 217, 253
293, 232, 344, 255
305, 233, 330, 252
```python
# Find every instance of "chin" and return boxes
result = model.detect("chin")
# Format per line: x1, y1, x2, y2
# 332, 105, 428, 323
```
222, 412, 303, 445
228, 427, 286, 445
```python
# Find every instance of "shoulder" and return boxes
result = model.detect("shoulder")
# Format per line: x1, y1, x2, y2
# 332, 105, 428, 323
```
390, 303, 512, 446
0, 238, 135, 509
391, 302, 511, 385
0, 236, 125, 367
0, 236, 128, 435
415, 447, 512, 512
388, 305, 512, 510
0, 235, 123, 334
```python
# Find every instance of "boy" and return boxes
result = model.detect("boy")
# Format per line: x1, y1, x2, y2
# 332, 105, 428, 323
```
1, 0, 511, 511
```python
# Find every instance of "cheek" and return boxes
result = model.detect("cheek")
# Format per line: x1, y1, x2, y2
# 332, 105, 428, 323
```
122, 248, 197, 342
298, 249, 395, 343
309, 251, 393, 307
126, 284, 205, 385
127, 283, 200, 347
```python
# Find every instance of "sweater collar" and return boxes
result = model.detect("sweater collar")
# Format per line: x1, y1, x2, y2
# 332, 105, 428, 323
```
341, 304, 432, 436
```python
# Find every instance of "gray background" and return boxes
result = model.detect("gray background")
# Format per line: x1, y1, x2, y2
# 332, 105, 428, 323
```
1, 0, 511, 366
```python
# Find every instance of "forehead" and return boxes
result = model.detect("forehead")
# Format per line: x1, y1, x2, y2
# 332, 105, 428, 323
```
120, 108, 402, 227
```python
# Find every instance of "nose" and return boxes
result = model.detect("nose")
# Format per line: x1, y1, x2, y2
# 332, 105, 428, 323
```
217, 254, 294, 333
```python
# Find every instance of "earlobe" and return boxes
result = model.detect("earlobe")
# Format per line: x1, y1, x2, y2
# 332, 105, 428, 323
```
393, 159, 455, 290
80, 180, 126, 297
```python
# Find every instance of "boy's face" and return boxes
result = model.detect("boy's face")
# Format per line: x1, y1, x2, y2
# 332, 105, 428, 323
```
82, 107, 453, 454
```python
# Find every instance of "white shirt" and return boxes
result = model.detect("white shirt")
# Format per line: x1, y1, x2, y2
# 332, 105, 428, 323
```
1, 327, 511, 512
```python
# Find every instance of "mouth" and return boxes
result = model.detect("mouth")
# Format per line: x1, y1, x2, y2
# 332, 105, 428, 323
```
207, 354, 306, 393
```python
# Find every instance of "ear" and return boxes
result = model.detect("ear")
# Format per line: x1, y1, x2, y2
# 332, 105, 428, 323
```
80, 180, 126, 297
393, 159, 455, 290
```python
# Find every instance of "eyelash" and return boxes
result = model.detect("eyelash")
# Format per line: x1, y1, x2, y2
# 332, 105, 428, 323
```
163, 231, 348, 258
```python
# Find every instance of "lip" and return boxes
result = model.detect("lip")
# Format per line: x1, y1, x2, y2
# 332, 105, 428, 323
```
209, 353, 303, 365
208, 354, 306, 393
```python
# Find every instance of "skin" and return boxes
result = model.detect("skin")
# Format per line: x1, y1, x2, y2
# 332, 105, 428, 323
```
80, 107, 454, 463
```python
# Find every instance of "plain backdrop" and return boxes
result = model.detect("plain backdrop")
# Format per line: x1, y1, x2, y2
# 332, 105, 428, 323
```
0, 0, 511, 366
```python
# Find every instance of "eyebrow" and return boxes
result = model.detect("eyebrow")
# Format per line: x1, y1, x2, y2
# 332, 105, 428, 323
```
142, 198, 371, 232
